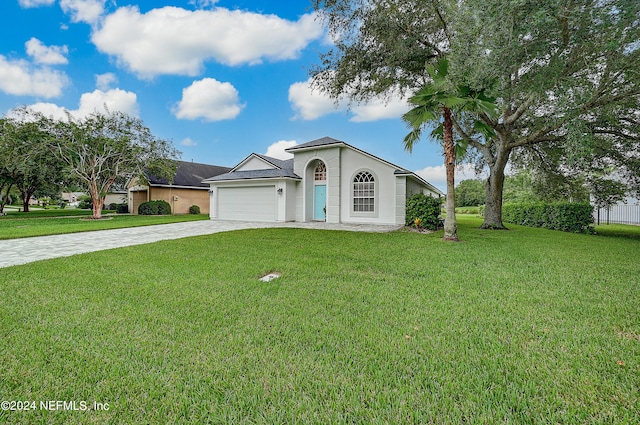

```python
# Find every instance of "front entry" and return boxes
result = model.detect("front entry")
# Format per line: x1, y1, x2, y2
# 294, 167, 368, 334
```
314, 185, 326, 220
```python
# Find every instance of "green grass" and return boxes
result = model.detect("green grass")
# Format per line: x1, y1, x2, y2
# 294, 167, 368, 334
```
0, 216, 638, 424
595, 223, 640, 239
0, 213, 208, 239
2, 208, 96, 218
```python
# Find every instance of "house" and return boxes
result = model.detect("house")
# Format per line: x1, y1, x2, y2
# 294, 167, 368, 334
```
104, 188, 128, 207
204, 136, 443, 225
128, 161, 231, 214
61, 192, 86, 207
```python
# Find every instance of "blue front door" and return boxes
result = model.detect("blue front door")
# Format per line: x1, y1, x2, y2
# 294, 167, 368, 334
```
314, 185, 326, 220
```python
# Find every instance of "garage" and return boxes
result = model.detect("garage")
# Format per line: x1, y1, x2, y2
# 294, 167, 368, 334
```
217, 186, 277, 221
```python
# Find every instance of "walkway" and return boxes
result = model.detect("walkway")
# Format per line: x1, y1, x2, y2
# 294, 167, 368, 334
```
0, 220, 401, 268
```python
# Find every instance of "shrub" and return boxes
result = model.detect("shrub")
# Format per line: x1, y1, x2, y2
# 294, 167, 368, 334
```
138, 200, 172, 215
109, 203, 129, 213
78, 195, 92, 210
189, 205, 201, 214
405, 194, 442, 230
502, 202, 594, 234
157, 200, 172, 215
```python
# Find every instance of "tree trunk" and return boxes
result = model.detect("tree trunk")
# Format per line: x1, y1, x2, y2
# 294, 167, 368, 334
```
91, 194, 104, 219
21, 191, 32, 213
481, 146, 512, 229
442, 107, 458, 241
0, 182, 13, 214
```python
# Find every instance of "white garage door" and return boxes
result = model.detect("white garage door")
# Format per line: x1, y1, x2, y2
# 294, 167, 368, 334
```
218, 186, 277, 222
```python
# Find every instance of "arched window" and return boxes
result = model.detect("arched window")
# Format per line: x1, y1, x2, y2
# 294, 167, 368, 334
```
314, 162, 326, 181
353, 171, 375, 212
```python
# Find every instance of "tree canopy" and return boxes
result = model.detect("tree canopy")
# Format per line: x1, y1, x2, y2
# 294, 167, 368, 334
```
312, 0, 640, 228
50, 109, 180, 219
5, 108, 180, 219
0, 113, 66, 212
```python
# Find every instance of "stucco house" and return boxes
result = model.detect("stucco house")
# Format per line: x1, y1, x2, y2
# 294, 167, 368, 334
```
128, 161, 231, 214
204, 137, 443, 225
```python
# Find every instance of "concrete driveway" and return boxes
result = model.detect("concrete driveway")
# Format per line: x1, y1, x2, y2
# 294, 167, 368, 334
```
0, 220, 401, 268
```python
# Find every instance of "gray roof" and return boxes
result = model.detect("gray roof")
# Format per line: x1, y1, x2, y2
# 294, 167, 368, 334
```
149, 161, 231, 188
285, 136, 345, 151
204, 139, 443, 195
204, 154, 299, 182
252, 154, 294, 171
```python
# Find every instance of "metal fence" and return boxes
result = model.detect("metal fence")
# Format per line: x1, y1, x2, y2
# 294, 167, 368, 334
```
594, 204, 640, 225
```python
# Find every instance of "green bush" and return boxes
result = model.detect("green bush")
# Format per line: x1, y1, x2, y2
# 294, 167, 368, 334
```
502, 202, 594, 234
157, 200, 171, 215
138, 202, 157, 215
138, 200, 172, 215
77, 195, 92, 210
405, 194, 442, 230
109, 203, 129, 213
189, 205, 201, 214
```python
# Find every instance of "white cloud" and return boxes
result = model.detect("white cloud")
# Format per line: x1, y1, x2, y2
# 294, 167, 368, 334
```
288, 80, 342, 120
91, 6, 323, 78
415, 163, 486, 192
0, 55, 67, 98
173, 78, 243, 121
265, 140, 297, 160
27, 88, 139, 120
19, 0, 55, 7
95, 72, 117, 90
25, 38, 68, 65
289, 78, 409, 122
350, 96, 410, 122
60, 0, 106, 25
180, 138, 198, 147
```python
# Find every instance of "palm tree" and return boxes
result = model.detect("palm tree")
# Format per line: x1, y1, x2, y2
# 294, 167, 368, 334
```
403, 59, 496, 241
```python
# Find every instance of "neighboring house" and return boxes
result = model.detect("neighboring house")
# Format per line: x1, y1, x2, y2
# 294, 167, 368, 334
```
128, 161, 231, 214
61, 192, 86, 207
204, 136, 443, 225
104, 189, 128, 207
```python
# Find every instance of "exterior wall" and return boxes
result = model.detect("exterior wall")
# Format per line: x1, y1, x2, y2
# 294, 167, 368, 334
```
130, 186, 209, 214
104, 192, 127, 207
395, 177, 407, 225
407, 177, 441, 197
237, 156, 276, 171
156, 187, 210, 214
339, 148, 399, 225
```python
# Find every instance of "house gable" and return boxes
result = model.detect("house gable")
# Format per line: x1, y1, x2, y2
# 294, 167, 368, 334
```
234, 154, 279, 172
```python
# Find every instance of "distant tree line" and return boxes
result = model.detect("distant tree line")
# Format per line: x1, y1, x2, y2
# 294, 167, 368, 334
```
455, 170, 591, 208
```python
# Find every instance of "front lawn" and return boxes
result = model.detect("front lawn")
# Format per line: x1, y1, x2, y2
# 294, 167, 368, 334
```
0, 213, 208, 239
0, 216, 638, 424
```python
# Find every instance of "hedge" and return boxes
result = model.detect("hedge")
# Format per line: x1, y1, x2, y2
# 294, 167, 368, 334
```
502, 202, 594, 234
405, 194, 442, 230
138, 200, 172, 215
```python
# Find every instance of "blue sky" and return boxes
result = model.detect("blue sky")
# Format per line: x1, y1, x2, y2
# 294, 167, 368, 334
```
0, 0, 470, 191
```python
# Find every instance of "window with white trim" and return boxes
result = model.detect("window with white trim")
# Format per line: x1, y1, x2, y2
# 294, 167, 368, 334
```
353, 171, 375, 212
